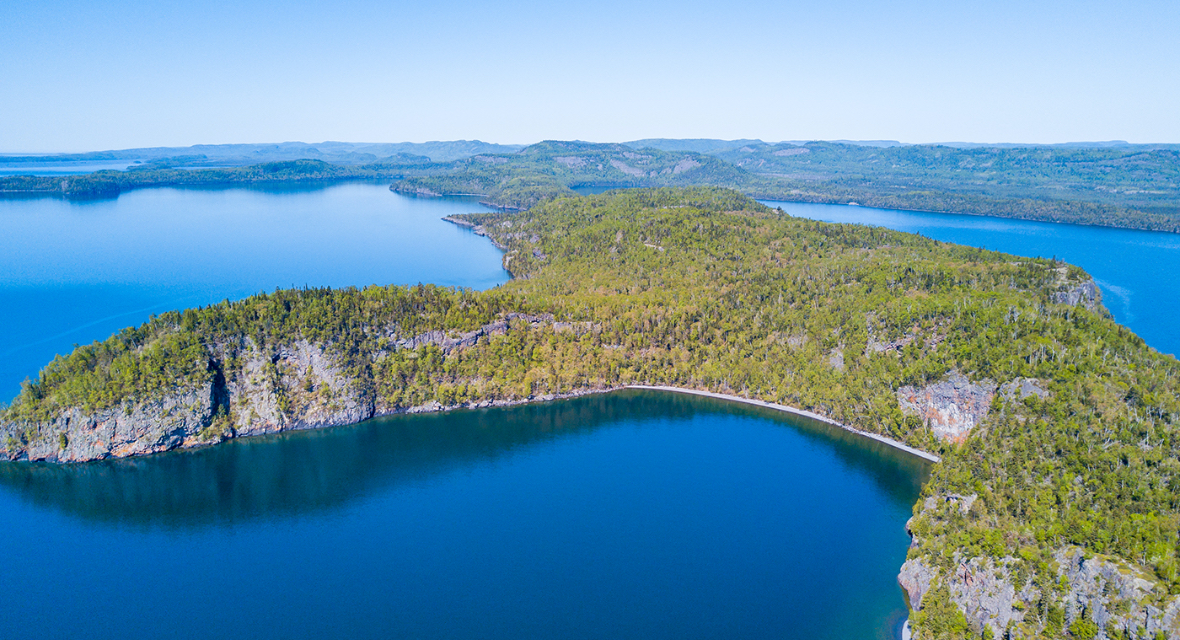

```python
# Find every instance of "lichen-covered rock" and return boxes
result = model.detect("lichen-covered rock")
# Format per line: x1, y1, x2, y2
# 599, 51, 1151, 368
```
1053, 278, 1103, 313
1054, 547, 1180, 639
0, 315, 609, 464
1000, 377, 1050, 401
899, 557, 936, 610
8, 385, 216, 462
897, 371, 997, 442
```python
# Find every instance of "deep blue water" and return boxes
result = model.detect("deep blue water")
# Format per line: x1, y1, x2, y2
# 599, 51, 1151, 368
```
0, 183, 508, 399
761, 201, 1180, 357
0, 390, 928, 640
6, 186, 1170, 640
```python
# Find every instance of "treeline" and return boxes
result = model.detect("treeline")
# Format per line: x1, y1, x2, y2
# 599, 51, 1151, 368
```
5, 189, 1178, 637
394, 140, 1180, 232
0, 159, 436, 198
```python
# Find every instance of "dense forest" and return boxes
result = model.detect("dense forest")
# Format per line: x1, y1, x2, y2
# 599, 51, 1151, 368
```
6, 138, 1177, 231
3, 187, 1177, 638
0, 159, 435, 197
711, 141, 1180, 231
394, 140, 1180, 231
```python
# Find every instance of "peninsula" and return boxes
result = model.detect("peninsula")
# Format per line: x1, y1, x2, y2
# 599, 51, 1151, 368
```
4, 139, 1178, 232
2, 187, 1178, 638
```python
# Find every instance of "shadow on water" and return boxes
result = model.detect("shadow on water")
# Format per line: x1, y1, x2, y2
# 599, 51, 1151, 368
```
0, 390, 930, 530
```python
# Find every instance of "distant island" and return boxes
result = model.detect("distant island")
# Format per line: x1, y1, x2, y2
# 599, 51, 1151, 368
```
2, 187, 1178, 638
3, 138, 1179, 232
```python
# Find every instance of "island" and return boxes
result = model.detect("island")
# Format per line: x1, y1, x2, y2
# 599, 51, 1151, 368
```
2, 187, 1177, 638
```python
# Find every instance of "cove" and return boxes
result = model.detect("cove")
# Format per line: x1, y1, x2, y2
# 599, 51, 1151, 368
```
0, 183, 509, 399
760, 200, 1180, 358
0, 389, 929, 640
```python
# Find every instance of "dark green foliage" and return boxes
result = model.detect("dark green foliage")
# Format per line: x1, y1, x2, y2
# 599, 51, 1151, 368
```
715, 141, 1180, 231
4, 187, 1179, 638
398, 140, 1180, 231
0, 158, 436, 198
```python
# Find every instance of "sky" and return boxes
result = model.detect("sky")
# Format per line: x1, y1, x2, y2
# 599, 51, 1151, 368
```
2, 0, 1178, 152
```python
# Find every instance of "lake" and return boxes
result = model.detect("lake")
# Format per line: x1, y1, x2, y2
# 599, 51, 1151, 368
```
761, 200, 1180, 358
0, 183, 509, 399
5, 184, 1177, 639
0, 389, 928, 640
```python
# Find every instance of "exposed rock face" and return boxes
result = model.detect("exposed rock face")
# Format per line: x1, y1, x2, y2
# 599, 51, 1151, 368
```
15, 386, 216, 463
899, 557, 936, 610
902, 494, 1180, 639
0, 315, 603, 464
897, 371, 997, 442
1053, 278, 1103, 313
865, 315, 948, 356
553, 156, 586, 168
609, 159, 647, 177
1000, 377, 1049, 401
900, 555, 1032, 637
827, 348, 845, 372
1055, 548, 1180, 639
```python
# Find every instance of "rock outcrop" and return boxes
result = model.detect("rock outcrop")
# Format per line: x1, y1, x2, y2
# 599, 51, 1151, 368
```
897, 371, 997, 443
901, 494, 1180, 640
0, 314, 603, 464
1053, 278, 1103, 313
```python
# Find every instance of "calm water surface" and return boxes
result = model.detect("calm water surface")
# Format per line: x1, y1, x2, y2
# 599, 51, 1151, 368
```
0, 183, 507, 398
0, 390, 929, 640
761, 201, 1180, 357
12, 187, 1163, 639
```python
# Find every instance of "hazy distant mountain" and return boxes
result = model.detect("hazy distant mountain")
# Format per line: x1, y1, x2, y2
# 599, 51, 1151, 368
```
624, 139, 766, 154
0, 141, 526, 166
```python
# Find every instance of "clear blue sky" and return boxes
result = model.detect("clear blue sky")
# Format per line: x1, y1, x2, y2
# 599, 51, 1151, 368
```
2, 0, 1177, 151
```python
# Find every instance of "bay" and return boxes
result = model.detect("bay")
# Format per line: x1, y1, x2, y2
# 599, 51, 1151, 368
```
0, 183, 508, 399
0, 389, 928, 640
760, 201, 1180, 358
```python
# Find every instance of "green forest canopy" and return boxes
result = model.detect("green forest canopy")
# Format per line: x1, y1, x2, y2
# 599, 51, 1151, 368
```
4, 189, 1177, 638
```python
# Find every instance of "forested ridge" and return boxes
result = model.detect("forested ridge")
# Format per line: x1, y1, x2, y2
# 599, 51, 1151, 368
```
392, 141, 1180, 232
0, 159, 435, 198
2, 187, 1178, 638
6, 138, 1177, 231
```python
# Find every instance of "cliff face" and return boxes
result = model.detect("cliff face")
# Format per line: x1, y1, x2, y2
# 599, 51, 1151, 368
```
902, 495, 1180, 640
0, 314, 600, 463
0, 338, 373, 463
897, 371, 998, 443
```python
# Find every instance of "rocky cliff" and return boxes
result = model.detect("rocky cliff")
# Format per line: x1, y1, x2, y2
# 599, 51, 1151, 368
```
0, 313, 602, 463
901, 497, 1180, 639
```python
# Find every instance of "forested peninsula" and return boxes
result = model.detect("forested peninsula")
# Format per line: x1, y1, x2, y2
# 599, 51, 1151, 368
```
390, 140, 1180, 232
4, 139, 1178, 232
2, 188, 1178, 638
0, 158, 433, 198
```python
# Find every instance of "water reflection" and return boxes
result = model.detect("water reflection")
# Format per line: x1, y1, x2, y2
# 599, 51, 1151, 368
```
0, 390, 928, 529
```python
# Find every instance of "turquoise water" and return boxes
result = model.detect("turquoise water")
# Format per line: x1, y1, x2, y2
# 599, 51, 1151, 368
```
0, 183, 508, 399
761, 201, 1180, 357
0, 390, 929, 640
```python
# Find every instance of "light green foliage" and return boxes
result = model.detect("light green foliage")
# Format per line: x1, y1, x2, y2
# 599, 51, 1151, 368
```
4, 187, 1179, 638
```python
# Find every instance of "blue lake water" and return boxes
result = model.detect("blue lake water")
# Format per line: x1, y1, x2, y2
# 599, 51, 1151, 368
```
0, 390, 928, 640
0, 183, 508, 399
5, 185, 1177, 639
761, 201, 1180, 358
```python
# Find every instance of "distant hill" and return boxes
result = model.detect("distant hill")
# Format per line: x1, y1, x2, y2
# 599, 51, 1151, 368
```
0, 140, 526, 167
